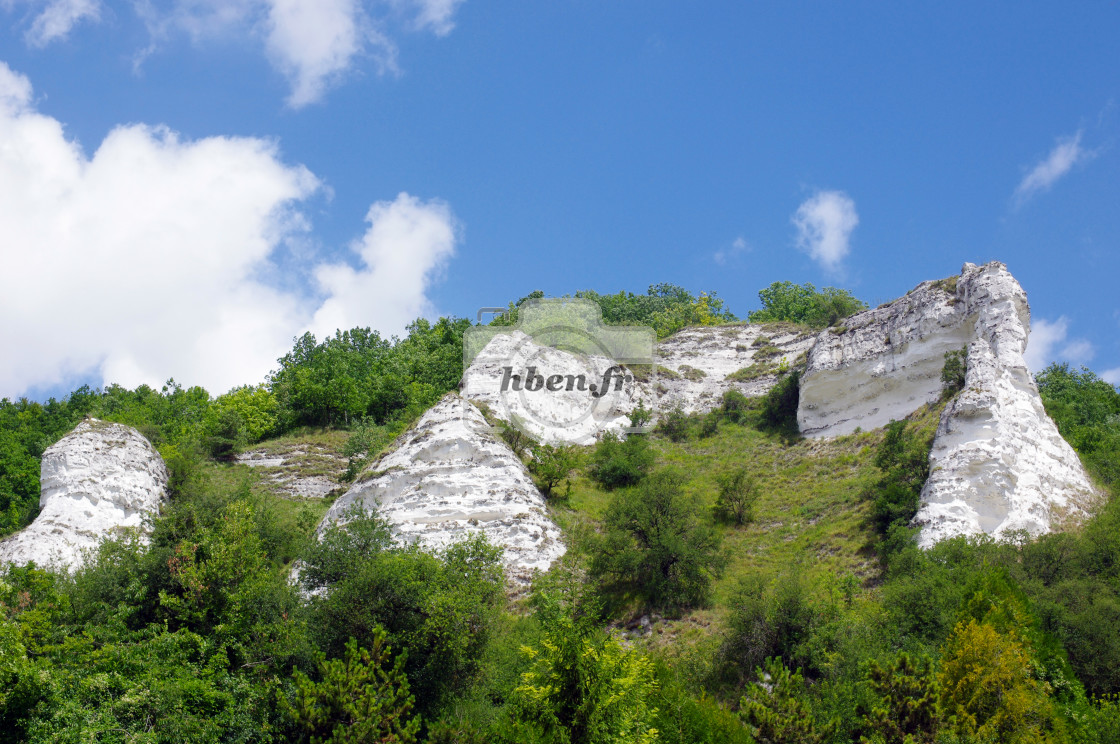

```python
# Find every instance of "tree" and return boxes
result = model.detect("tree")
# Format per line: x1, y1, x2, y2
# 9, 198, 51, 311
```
760, 371, 800, 435
739, 658, 835, 744
860, 653, 939, 744
714, 468, 760, 526
940, 348, 967, 399
509, 590, 661, 744
529, 443, 578, 498
747, 282, 866, 329
289, 633, 420, 744
591, 470, 724, 611
588, 431, 655, 490
869, 420, 932, 539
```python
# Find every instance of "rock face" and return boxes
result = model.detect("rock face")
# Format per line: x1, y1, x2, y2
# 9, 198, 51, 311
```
798, 261, 1098, 545
461, 325, 815, 444
915, 265, 1098, 546
0, 419, 169, 570
318, 393, 565, 584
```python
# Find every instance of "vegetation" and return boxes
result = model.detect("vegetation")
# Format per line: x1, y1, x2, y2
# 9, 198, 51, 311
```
747, 281, 867, 329
2, 283, 1120, 742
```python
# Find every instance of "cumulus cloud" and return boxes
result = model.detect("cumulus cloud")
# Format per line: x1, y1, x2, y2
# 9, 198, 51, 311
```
2, 0, 100, 46
0, 62, 458, 398
792, 190, 858, 273
309, 193, 458, 339
1023, 317, 1095, 373
1014, 131, 1094, 205
713, 236, 749, 266
1102, 368, 1120, 387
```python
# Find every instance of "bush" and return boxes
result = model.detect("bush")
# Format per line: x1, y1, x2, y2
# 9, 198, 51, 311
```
528, 443, 577, 498
714, 469, 760, 525
869, 420, 933, 541
720, 389, 752, 425
747, 281, 867, 329
591, 470, 724, 612
288, 633, 420, 744
656, 406, 692, 442
587, 431, 655, 490
759, 371, 800, 435
940, 348, 967, 399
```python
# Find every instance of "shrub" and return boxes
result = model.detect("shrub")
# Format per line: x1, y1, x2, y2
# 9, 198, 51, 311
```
591, 470, 724, 611
528, 443, 577, 498
759, 371, 800, 435
628, 399, 654, 429
739, 658, 835, 744
288, 633, 420, 744
656, 406, 692, 442
720, 389, 752, 424
714, 469, 760, 525
869, 420, 933, 540
588, 431, 655, 490
747, 281, 867, 329
698, 412, 720, 439
940, 348, 967, 399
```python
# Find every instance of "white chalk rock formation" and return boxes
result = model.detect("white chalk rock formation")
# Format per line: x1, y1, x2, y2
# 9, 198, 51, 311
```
653, 324, 815, 413
318, 393, 565, 584
462, 330, 641, 445
0, 419, 169, 570
798, 261, 1097, 545
915, 264, 1098, 546
461, 325, 815, 443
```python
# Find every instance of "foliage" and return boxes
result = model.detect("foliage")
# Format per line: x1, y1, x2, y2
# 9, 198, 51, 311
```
529, 443, 578, 498
759, 370, 800, 436
739, 658, 836, 744
1036, 363, 1120, 490
508, 589, 661, 744
590, 470, 724, 611
288, 633, 420, 744
655, 406, 692, 443
587, 431, 655, 490
719, 389, 752, 425
747, 281, 867, 329
719, 574, 817, 687
713, 468, 759, 526
303, 514, 505, 716
940, 348, 967, 399
628, 399, 654, 429
869, 418, 934, 543
859, 653, 939, 744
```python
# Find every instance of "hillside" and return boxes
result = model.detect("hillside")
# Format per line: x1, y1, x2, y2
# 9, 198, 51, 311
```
1, 278, 1119, 742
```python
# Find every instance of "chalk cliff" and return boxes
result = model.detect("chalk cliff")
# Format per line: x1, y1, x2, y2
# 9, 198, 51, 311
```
317, 393, 565, 584
0, 419, 169, 570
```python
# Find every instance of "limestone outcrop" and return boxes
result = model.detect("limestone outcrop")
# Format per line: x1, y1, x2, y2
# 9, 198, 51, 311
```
317, 393, 565, 584
797, 261, 1097, 544
0, 419, 169, 570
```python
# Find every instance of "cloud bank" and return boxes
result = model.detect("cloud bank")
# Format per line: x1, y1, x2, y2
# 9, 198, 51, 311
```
792, 190, 858, 274
0, 62, 457, 398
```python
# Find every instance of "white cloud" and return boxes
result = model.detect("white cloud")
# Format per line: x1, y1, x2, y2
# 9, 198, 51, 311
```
129, 0, 462, 107
1014, 131, 1094, 205
792, 190, 858, 273
1023, 316, 1095, 373
310, 193, 457, 339
714, 236, 749, 265
0, 62, 459, 398
1, 0, 100, 46
1102, 368, 1120, 387
409, 0, 466, 35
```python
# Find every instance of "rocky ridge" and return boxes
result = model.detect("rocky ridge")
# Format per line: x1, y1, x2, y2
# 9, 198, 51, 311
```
317, 393, 565, 584
0, 419, 169, 570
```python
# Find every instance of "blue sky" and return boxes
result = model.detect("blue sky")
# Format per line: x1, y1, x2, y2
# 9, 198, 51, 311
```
1, 1, 1118, 399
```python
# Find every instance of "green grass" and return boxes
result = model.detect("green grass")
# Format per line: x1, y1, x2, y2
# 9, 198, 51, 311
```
548, 402, 948, 631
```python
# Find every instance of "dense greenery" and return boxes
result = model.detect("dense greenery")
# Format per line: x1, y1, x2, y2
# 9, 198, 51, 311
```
2, 283, 1120, 742
493, 284, 737, 339
747, 281, 867, 329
